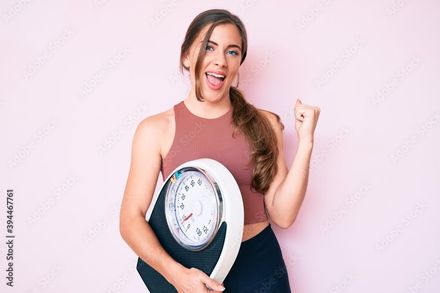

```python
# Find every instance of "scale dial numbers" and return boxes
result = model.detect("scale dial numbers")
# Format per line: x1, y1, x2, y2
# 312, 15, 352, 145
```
165, 168, 222, 251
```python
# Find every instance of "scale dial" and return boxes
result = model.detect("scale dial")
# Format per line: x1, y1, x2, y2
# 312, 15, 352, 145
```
164, 167, 223, 251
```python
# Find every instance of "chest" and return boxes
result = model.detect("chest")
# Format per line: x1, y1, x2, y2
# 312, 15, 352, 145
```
162, 121, 255, 186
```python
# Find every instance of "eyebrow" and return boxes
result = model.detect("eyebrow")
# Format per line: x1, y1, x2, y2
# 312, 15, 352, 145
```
204, 40, 242, 51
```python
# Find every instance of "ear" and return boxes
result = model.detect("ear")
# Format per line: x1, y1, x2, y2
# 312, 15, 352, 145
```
183, 55, 190, 68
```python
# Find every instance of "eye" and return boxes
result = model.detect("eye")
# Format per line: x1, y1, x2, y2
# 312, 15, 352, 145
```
205, 45, 214, 51
228, 50, 239, 56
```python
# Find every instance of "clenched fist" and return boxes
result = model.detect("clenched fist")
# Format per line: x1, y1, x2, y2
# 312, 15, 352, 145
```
294, 98, 321, 143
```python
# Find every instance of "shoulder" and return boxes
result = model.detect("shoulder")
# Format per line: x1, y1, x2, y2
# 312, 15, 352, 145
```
134, 106, 175, 150
256, 108, 285, 132
137, 107, 173, 133
138, 108, 174, 131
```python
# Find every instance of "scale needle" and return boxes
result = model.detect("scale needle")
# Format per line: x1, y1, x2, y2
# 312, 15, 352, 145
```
181, 212, 193, 224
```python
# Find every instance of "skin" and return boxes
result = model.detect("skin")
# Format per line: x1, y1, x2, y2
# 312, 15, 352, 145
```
119, 22, 320, 293
182, 23, 239, 118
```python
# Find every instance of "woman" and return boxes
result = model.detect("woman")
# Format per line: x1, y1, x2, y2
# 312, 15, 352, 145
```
119, 9, 320, 292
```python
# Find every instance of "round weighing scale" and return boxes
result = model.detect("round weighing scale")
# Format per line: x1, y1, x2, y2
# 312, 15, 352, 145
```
136, 158, 244, 292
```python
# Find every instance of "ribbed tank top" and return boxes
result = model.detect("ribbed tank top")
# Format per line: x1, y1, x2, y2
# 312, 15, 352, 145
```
160, 100, 268, 225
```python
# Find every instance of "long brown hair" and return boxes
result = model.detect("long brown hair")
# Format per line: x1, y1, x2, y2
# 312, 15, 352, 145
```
179, 9, 284, 194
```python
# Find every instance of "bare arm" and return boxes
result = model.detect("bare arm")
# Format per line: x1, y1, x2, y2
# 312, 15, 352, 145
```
119, 116, 185, 284
119, 115, 225, 292
262, 100, 320, 228
266, 138, 313, 228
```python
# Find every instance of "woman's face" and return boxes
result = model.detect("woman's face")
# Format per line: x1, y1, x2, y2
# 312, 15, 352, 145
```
184, 23, 243, 102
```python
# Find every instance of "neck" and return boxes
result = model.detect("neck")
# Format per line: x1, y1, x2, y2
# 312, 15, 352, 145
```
184, 93, 232, 119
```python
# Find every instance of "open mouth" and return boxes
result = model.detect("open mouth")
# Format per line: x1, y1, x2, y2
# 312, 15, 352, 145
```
205, 72, 226, 81
205, 72, 226, 90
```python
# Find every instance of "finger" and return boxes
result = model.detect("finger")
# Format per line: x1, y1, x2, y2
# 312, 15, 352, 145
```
206, 288, 223, 293
205, 285, 224, 292
295, 100, 306, 115
296, 110, 305, 121
202, 276, 225, 291
205, 283, 225, 292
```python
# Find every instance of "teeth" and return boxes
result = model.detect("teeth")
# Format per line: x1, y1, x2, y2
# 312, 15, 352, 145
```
206, 72, 225, 79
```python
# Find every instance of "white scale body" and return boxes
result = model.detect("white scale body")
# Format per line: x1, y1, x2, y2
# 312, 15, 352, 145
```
137, 158, 244, 291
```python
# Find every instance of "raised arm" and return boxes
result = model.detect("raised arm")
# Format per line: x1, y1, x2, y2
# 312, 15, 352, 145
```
262, 99, 320, 229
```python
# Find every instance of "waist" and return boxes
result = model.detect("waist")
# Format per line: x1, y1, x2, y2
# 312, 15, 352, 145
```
242, 221, 270, 242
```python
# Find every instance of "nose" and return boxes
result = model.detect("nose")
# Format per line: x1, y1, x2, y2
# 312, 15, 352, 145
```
213, 51, 227, 67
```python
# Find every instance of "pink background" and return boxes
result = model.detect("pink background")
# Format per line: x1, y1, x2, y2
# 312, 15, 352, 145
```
1, 1, 439, 292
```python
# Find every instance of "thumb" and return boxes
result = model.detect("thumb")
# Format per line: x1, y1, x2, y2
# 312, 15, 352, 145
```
203, 276, 225, 291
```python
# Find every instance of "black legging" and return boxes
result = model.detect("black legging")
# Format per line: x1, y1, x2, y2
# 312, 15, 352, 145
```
222, 223, 292, 292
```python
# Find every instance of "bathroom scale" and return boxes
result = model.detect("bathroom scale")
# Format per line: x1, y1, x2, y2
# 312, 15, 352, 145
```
136, 158, 244, 292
